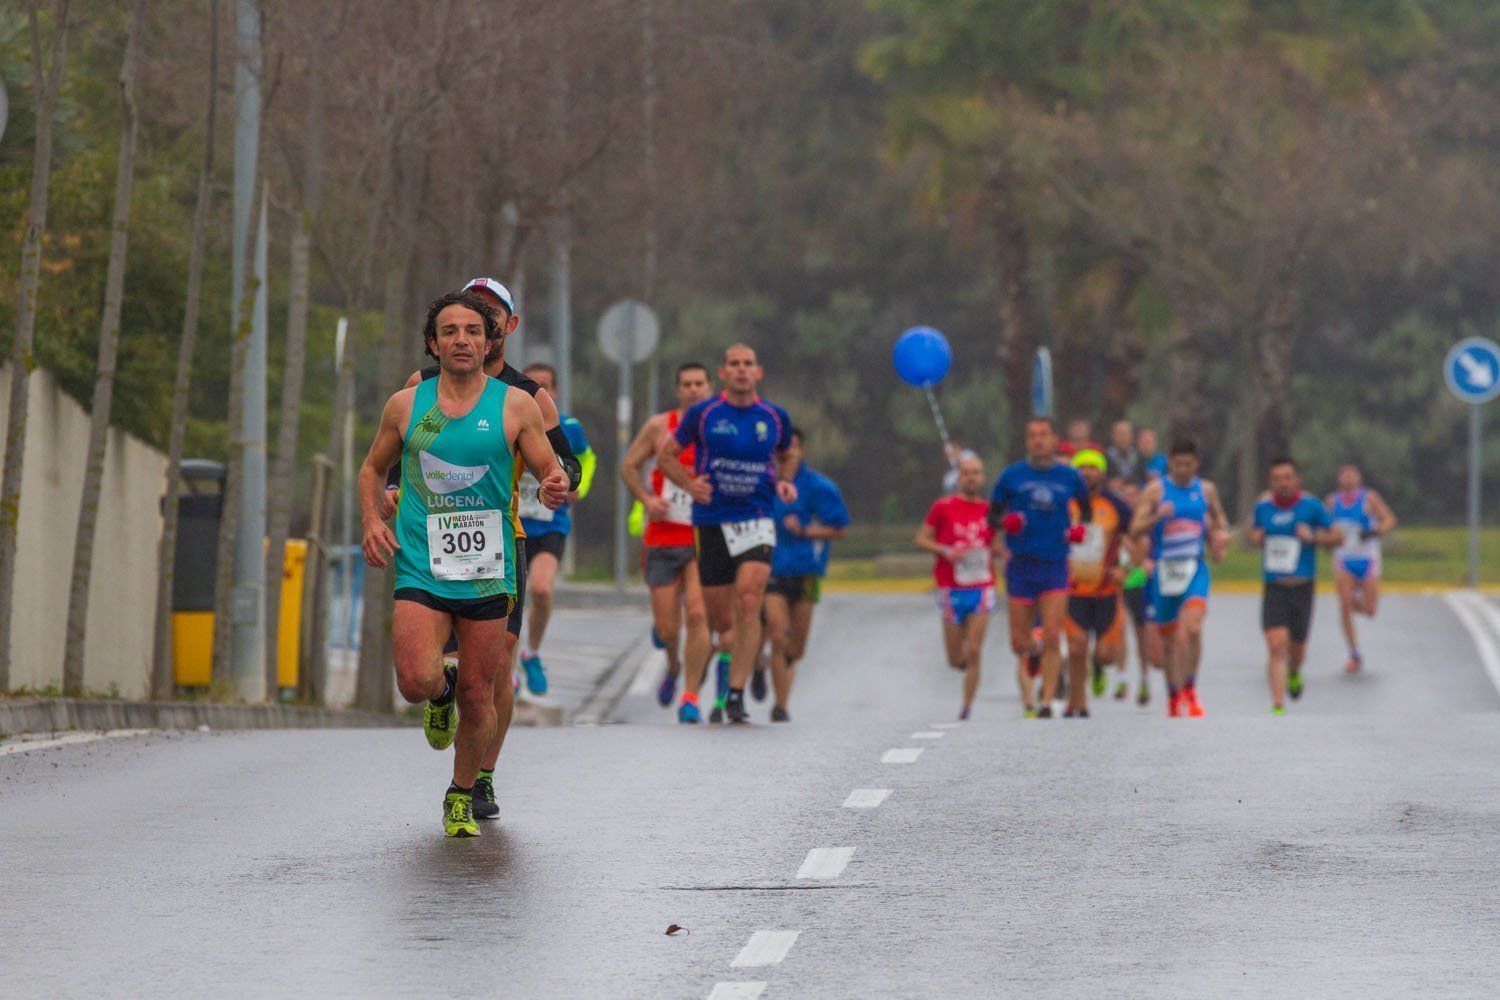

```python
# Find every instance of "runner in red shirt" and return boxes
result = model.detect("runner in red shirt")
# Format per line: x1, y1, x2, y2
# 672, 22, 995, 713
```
915, 454, 998, 720
620, 362, 715, 722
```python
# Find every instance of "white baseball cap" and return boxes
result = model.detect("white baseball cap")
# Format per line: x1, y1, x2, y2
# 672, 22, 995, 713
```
461, 276, 516, 315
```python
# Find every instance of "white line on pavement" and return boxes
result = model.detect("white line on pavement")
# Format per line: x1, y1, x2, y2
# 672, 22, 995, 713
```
1443, 591, 1500, 697
0, 729, 151, 757
797, 847, 855, 879
627, 649, 666, 697
843, 788, 891, 809
707, 983, 766, 1000
881, 747, 923, 764
730, 930, 800, 968
910, 731, 944, 739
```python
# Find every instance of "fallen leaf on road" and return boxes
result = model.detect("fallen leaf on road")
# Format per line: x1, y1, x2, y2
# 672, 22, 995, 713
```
666, 924, 688, 936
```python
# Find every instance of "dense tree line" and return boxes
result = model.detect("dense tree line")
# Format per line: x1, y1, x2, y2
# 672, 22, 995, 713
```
4, 0, 1500, 600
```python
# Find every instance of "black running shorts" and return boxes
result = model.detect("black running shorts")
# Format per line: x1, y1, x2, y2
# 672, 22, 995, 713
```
1261, 580, 1315, 643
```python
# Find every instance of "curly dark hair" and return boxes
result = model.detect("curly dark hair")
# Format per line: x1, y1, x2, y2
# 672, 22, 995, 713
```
422, 290, 500, 361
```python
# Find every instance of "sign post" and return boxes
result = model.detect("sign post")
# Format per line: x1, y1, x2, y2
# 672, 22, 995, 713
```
597, 300, 660, 590
1443, 336, 1500, 588
1031, 347, 1054, 419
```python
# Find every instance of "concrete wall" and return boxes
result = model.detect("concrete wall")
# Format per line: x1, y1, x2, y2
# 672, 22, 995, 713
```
0, 366, 168, 697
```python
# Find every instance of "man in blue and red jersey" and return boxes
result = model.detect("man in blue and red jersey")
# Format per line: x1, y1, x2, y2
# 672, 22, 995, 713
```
1129, 437, 1231, 718
991, 418, 1092, 718
1252, 456, 1339, 713
658, 344, 796, 725
917, 453, 998, 720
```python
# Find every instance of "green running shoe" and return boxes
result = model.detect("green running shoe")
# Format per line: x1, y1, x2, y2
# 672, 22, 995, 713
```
443, 790, 479, 838
1270, 705, 1286, 716
423, 665, 459, 750
1287, 671, 1304, 700
1023, 707, 1038, 719
1091, 664, 1107, 698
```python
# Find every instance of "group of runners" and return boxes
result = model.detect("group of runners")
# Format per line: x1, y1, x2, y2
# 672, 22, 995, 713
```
356, 278, 1395, 837
620, 348, 850, 726
919, 416, 1397, 721
359, 282, 848, 835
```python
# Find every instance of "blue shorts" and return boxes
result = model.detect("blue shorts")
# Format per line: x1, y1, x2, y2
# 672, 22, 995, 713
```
937, 586, 997, 626
1003, 556, 1070, 605
1335, 554, 1380, 581
1146, 559, 1210, 626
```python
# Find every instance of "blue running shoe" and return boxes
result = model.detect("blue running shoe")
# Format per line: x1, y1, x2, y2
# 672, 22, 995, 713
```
657, 668, 679, 708
521, 654, 548, 696
650, 627, 667, 650
751, 667, 768, 703
678, 701, 701, 724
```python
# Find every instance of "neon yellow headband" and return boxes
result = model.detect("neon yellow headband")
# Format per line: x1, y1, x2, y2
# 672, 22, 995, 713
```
1072, 448, 1107, 472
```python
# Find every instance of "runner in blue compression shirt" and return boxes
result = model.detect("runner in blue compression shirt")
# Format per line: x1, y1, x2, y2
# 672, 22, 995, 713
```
659, 344, 796, 724
1129, 437, 1230, 719
989, 417, 1092, 718
1251, 457, 1339, 713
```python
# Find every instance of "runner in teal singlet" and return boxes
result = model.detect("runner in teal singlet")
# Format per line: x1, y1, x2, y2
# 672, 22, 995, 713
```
360, 291, 568, 838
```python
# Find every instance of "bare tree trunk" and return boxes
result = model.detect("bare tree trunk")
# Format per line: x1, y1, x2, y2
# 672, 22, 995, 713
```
152, 0, 220, 699
1101, 260, 1146, 421
1256, 274, 1297, 458
988, 157, 1042, 448
61, 0, 145, 696
0, 0, 72, 692
264, 4, 328, 695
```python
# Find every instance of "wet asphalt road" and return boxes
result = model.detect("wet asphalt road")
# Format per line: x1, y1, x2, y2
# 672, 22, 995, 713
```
3, 591, 1500, 999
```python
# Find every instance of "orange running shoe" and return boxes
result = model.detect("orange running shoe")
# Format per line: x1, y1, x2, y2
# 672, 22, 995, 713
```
1184, 688, 1205, 717
1167, 692, 1183, 718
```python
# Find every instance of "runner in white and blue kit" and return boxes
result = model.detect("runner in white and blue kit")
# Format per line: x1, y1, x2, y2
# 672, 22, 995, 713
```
1251, 457, 1339, 713
658, 344, 796, 724
990, 418, 1092, 718
1326, 464, 1397, 674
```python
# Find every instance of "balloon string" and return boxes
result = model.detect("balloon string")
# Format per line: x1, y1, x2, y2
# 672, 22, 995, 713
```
923, 385, 957, 471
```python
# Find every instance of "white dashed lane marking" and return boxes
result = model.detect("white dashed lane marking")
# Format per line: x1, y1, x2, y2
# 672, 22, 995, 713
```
797, 847, 855, 879
0, 729, 151, 757
843, 788, 891, 809
707, 982, 766, 1000
730, 930, 800, 968
910, 731, 944, 739
929, 722, 961, 729
881, 747, 923, 764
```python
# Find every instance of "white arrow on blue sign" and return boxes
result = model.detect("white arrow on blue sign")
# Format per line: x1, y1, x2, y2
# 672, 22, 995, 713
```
1444, 336, 1500, 405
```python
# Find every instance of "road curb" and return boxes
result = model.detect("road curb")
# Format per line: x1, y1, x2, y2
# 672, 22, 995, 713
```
0, 697, 407, 737
570, 633, 653, 725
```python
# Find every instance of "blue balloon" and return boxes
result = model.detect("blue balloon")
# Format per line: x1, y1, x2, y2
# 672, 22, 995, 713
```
892, 326, 952, 388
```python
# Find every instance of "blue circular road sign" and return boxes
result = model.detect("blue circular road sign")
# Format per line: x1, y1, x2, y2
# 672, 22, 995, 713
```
1444, 336, 1500, 405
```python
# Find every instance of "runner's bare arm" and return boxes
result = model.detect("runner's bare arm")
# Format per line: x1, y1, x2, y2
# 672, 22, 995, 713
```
1129, 480, 1165, 537
658, 434, 711, 503
914, 521, 952, 561
512, 391, 568, 509
358, 391, 410, 568
621, 414, 669, 515
403, 370, 422, 389
1203, 480, 1231, 560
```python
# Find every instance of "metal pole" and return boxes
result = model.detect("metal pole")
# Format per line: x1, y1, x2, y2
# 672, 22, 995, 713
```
335, 316, 354, 646
614, 354, 632, 591
230, 180, 268, 700
552, 221, 573, 415
1469, 403, 1481, 589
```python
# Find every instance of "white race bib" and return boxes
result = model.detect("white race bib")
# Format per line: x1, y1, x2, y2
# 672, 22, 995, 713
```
1335, 520, 1362, 549
660, 479, 694, 525
1157, 557, 1198, 597
1069, 524, 1107, 580
953, 547, 992, 586
722, 517, 775, 557
1263, 535, 1302, 575
426, 510, 505, 581
517, 471, 554, 522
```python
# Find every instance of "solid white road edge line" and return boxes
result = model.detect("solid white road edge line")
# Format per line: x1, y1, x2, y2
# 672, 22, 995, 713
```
797, 847, 855, 879
0, 729, 152, 757
843, 788, 891, 809
730, 930, 801, 968
626, 649, 667, 697
1444, 591, 1500, 698
881, 747, 923, 764
707, 982, 766, 1000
